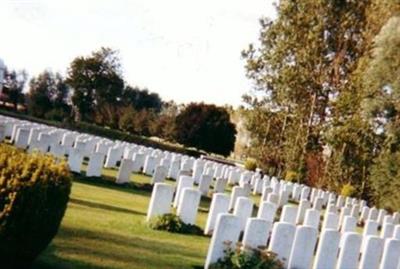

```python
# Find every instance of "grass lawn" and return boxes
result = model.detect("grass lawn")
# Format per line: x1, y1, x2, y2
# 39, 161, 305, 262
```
30, 163, 367, 269
32, 168, 212, 269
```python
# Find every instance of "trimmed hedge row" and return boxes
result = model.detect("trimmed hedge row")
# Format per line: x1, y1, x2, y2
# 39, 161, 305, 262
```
0, 108, 203, 158
0, 144, 72, 268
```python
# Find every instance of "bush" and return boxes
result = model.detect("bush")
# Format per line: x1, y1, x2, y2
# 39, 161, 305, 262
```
0, 144, 72, 268
210, 242, 284, 269
341, 183, 356, 197
285, 170, 298, 182
148, 213, 203, 235
244, 158, 257, 171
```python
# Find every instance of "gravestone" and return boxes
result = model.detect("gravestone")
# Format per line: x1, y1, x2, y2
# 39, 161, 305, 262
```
116, 159, 134, 184
336, 232, 361, 269
204, 193, 230, 235
146, 183, 174, 221
151, 165, 167, 185
229, 186, 249, 211
280, 205, 298, 224
143, 155, 157, 175
177, 188, 201, 225
242, 218, 271, 249
173, 175, 194, 207
268, 222, 296, 268
313, 229, 340, 269
296, 200, 311, 225
86, 152, 105, 177
288, 225, 318, 269
199, 174, 212, 195
257, 201, 277, 223
233, 197, 253, 231
359, 236, 384, 269
68, 148, 83, 173
304, 208, 320, 229
380, 238, 400, 269
204, 214, 241, 269
214, 177, 227, 193
132, 153, 145, 172
341, 216, 357, 233
322, 213, 339, 231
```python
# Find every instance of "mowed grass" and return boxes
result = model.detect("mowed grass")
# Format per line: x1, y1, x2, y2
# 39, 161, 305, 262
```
32, 167, 211, 269
30, 162, 368, 269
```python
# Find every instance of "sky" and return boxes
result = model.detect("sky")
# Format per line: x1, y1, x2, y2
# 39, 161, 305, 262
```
0, 0, 276, 106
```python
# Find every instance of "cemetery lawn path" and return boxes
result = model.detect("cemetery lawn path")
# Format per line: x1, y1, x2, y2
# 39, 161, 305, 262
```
33, 173, 210, 269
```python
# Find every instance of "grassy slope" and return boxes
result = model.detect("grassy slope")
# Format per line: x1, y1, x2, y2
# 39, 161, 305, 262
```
32, 170, 211, 269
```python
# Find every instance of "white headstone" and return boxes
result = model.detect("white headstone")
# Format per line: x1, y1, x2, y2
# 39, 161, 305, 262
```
86, 152, 105, 177
242, 218, 272, 249
296, 200, 311, 224
280, 205, 298, 224
288, 225, 318, 269
204, 193, 230, 235
304, 208, 320, 229
116, 159, 133, 184
214, 177, 227, 193
359, 235, 384, 269
380, 238, 400, 269
146, 183, 174, 221
204, 214, 241, 269
257, 201, 277, 223
176, 188, 201, 225
336, 232, 362, 269
322, 213, 339, 231
268, 222, 296, 267
233, 197, 253, 231
173, 175, 194, 207
151, 165, 167, 184
199, 174, 212, 195
313, 229, 340, 269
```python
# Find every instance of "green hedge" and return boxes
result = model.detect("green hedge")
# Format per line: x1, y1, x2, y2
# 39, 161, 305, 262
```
0, 144, 72, 268
0, 108, 202, 157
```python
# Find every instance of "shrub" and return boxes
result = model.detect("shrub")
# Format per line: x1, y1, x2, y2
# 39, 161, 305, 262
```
210, 242, 284, 269
148, 213, 203, 235
341, 183, 356, 197
244, 158, 257, 172
285, 170, 298, 182
0, 144, 72, 268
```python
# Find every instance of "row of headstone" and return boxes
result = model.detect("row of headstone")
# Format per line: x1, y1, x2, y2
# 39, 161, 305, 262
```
205, 212, 400, 269
1, 115, 250, 188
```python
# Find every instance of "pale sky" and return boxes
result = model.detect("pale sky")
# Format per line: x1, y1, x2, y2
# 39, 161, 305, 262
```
0, 0, 276, 106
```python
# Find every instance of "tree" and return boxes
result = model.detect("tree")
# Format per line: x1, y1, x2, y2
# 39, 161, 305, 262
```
2, 69, 27, 110
174, 103, 236, 156
27, 71, 71, 120
363, 16, 400, 210
242, 0, 373, 187
66, 47, 124, 123
122, 86, 163, 112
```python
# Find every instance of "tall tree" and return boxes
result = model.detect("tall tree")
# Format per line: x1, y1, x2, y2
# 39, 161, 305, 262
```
66, 47, 124, 123
174, 103, 236, 156
242, 0, 373, 186
363, 16, 400, 210
27, 71, 70, 119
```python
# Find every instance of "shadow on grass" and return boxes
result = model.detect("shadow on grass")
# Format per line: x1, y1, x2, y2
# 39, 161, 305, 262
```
34, 225, 206, 269
73, 173, 153, 198
69, 198, 146, 217
199, 195, 212, 213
